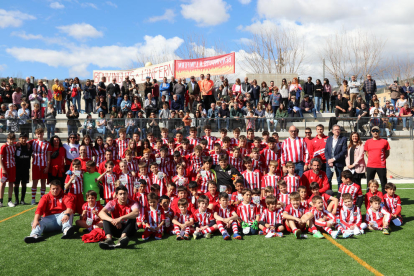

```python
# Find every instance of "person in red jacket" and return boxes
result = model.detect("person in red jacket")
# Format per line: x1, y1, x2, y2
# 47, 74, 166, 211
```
24, 180, 75, 243
300, 158, 332, 196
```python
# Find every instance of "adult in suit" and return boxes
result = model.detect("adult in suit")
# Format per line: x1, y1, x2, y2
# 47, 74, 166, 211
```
106, 78, 121, 110
324, 124, 348, 190
22, 77, 35, 101
188, 76, 200, 112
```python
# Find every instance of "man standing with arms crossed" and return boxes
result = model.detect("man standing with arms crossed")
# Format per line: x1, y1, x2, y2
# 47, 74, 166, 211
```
201, 73, 215, 109
281, 126, 309, 177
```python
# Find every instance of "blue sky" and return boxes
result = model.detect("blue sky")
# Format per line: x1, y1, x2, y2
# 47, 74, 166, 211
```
0, 0, 413, 82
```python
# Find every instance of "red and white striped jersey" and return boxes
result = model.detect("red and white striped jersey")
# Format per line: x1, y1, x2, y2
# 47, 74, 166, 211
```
178, 147, 192, 157
83, 145, 94, 159
214, 204, 237, 219
307, 207, 335, 221
301, 199, 310, 209
172, 175, 189, 188
284, 174, 301, 194
230, 138, 239, 148
193, 209, 214, 226
278, 193, 290, 207
283, 204, 307, 218
188, 137, 200, 147
102, 173, 117, 200
136, 173, 152, 194
0, 143, 15, 168
82, 202, 103, 224
174, 210, 194, 224
150, 172, 167, 196
167, 147, 175, 156
237, 202, 258, 224
65, 173, 83, 195
260, 208, 283, 225
143, 206, 165, 227
116, 138, 129, 158
338, 183, 362, 205
92, 146, 105, 167
365, 207, 390, 224
157, 156, 173, 176
364, 190, 383, 210
125, 159, 139, 174
262, 174, 280, 196
30, 139, 52, 166
185, 155, 203, 173
251, 156, 266, 172
239, 147, 251, 158
118, 172, 135, 198
197, 170, 215, 194
161, 138, 169, 145
210, 150, 221, 165
134, 192, 148, 209
280, 137, 309, 166
242, 170, 262, 190
139, 157, 154, 173
231, 191, 243, 203
383, 194, 401, 215
202, 136, 218, 150
261, 148, 278, 169
339, 205, 362, 227
106, 144, 118, 161
228, 155, 243, 172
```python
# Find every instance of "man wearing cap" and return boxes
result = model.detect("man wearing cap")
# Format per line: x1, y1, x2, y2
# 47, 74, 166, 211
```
106, 78, 120, 109
364, 126, 390, 193
188, 76, 200, 112
300, 94, 317, 119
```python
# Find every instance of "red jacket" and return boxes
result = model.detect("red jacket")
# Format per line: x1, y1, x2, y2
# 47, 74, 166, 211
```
35, 191, 75, 217
300, 169, 330, 196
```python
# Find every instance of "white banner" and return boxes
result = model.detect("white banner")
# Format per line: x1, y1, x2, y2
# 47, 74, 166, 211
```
93, 60, 175, 84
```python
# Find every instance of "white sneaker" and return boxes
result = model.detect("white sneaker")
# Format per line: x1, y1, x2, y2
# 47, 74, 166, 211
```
8, 201, 15, 207
0, 202, 3, 207
31, 199, 36, 205
387, 138, 392, 142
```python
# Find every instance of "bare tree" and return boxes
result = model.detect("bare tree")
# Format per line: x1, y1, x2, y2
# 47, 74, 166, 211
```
238, 26, 306, 75
321, 29, 386, 85
135, 47, 177, 68
378, 54, 414, 86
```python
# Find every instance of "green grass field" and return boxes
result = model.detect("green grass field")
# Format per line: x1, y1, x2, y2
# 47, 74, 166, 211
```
1, 184, 413, 276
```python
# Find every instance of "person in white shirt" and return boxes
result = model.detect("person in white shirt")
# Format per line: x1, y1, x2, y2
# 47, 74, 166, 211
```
349, 75, 360, 106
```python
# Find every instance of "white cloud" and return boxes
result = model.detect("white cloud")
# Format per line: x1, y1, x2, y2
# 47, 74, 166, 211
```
11, 31, 43, 40
50, 2, 65, 9
0, 64, 6, 71
81, 2, 98, 9
148, 9, 176, 23
6, 35, 184, 77
239, 0, 251, 4
56, 23, 103, 40
0, 9, 36, 28
181, 0, 231, 27
106, 1, 117, 8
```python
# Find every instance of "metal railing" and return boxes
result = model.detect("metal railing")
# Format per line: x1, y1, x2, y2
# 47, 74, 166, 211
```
0, 116, 412, 142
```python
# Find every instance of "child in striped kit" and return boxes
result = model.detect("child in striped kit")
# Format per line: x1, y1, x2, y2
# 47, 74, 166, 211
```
64, 159, 84, 214
172, 198, 194, 240
258, 195, 284, 237
142, 193, 165, 240
214, 192, 241, 240
192, 195, 218, 239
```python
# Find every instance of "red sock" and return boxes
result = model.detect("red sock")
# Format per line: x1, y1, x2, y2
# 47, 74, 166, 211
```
31, 188, 37, 200
218, 222, 227, 234
232, 221, 239, 234
173, 225, 181, 235
310, 226, 317, 233
201, 226, 216, 234
40, 188, 46, 198
324, 227, 332, 235
184, 227, 190, 235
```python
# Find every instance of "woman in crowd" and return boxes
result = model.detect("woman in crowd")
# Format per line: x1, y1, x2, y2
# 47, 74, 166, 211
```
48, 135, 66, 187
52, 79, 64, 114
125, 112, 136, 138
255, 101, 265, 132
193, 110, 204, 137
6, 103, 18, 132
29, 88, 43, 111
66, 104, 79, 135
260, 81, 269, 106
269, 86, 281, 114
83, 79, 96, 114
323, 78, 332, 113
338, 79, 350, 99
289, 77, 302, 102
18, 101, 31, 134
31, 103, 42, 133
96, 96, 108, 115
45, 102, 57, 140
96, 111, 107, 138
232, 78, 242, 97
275, 103, 288, 132
129, 78, 139, 99
80, 135, 94, 159
12, 87, 23, 110
345, 132, 366, 187
279, 78, 289, 107
121, 94, 131, 116
314, 79, 323, 113
251, 79, 260, 107
70, 77, 82, 112
93, 136, 105, 167
265, 104, 275, 132
395, 94, 408, 112
63, 133, 80, 172
124, 139, 138, 158
131, 96, 142, 118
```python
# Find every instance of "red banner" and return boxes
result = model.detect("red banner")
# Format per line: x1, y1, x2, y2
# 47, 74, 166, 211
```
174, 52, 235, 79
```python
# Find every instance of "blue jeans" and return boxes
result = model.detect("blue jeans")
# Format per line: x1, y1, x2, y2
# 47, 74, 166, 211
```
97, 126, 106, 137
294, 161, 305, 177
266, 119, 275, 132
140, 128, 147, 139
365, 93, 373, 104
402, 117, 409, 129
217, 117, 229, 130
314, 96, 322, 112
272, 106, 279, 114
126, 126, 136, 138
254, 99, 259, 107
391, 99, 397, 108
54, 99, 62, 114
302, 108, 317, 119
68, 125, 78, 136
326, 165, 344, 191
72, 94, 81, 112
389, 117, 398, 130
46, 124, 55, 140
97, 107, 107, 115
117, 97, 123, 108
30, 212, 73, 236
256, 118, 265, 130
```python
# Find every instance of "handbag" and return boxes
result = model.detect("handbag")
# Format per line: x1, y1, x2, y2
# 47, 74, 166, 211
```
51, 149, 60, 159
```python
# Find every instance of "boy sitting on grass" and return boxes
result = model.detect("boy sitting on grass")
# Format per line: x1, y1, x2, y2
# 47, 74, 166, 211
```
76, 190, 103, 233
172, 198, 194, 240
193, 195, 218, 239
214, 192, 241, 240
258, 195, 284, 238
362, 195, 391, 235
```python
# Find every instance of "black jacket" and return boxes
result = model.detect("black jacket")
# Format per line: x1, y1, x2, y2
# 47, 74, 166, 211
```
106, 83, 120, 97
303, 82, 314, 96
218, 107, 230, 118
314, 84, 323, 97
213, 164, 243, 191
15, 142, 32, 177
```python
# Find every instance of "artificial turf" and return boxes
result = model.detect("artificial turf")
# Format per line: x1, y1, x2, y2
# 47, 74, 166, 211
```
0, 185, 413, 276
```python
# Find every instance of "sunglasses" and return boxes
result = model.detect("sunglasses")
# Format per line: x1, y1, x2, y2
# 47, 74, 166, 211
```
305, 132, 312, 134
371, 129, 379, 133
70, 136, 76, 139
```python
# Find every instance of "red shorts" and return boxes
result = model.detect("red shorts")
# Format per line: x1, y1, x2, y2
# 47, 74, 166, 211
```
32, 165, 49, 180
69, 193, 85, 215
1, 167, 16, 183
284, 220, 306, 233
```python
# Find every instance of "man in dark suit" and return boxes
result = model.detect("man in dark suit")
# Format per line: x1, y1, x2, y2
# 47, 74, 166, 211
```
106, 78, 120, 110
188, 76, 200, 112
324, 124, 348, 190
22, 77, 35, 101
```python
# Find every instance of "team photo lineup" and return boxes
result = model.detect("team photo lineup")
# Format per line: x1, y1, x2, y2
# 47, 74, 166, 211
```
0, 115, 401, 249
